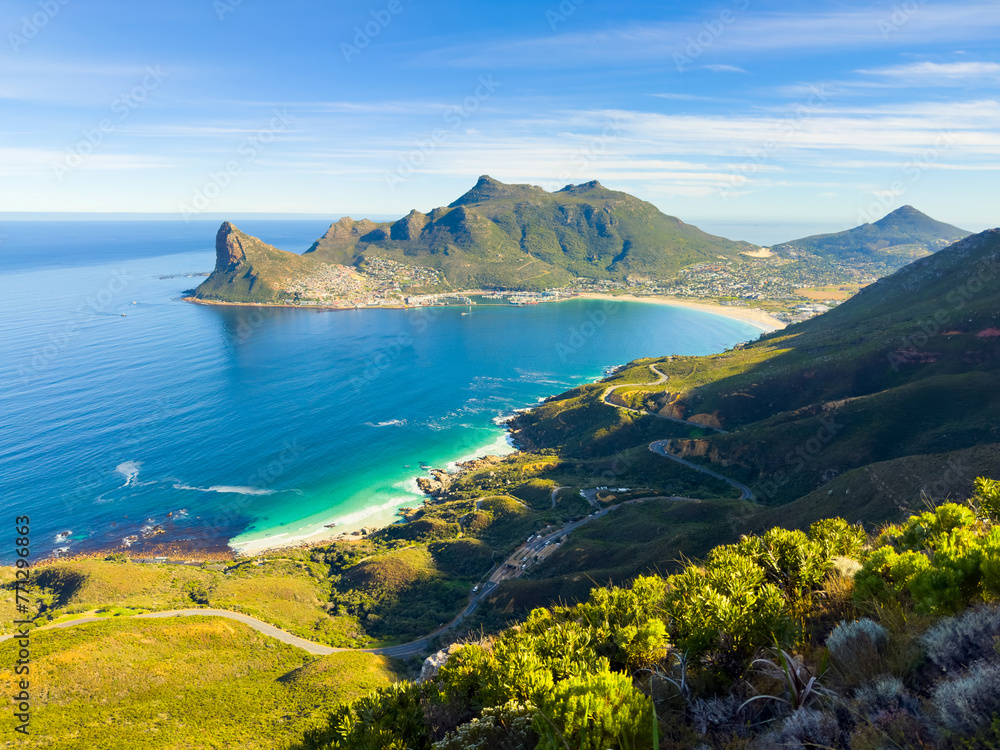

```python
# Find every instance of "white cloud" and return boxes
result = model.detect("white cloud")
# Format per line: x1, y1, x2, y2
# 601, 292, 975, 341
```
858, 61, 1000, 85
416, 3, 1000, 69
704, 64, 747, 73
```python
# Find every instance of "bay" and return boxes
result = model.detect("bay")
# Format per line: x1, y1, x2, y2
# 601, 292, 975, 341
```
0, 220, 763, 561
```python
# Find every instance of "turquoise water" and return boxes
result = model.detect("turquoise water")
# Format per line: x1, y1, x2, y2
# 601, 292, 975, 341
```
0, 221, 764, 561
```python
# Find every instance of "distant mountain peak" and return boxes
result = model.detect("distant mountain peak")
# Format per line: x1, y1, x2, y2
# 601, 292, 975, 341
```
448, 175, 549, 207
775, 205, 970, 260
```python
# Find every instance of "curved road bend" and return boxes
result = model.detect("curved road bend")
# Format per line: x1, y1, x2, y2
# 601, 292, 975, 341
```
601, 364, 728, 435
2, 369, 753, 658
649, 439, 755, 502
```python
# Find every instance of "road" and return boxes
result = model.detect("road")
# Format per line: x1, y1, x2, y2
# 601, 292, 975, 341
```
649, 439, 755, 501
601, 363, 728, 434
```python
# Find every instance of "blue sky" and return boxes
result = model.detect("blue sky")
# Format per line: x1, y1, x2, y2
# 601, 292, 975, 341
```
2, 0, 998, 232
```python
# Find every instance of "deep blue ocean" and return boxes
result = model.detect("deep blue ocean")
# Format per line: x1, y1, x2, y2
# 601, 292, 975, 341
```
0, 220, 764, 561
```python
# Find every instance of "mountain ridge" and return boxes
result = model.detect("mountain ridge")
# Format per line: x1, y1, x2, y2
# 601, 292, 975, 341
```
193, 177, 756, 302
773, 204, 970, 260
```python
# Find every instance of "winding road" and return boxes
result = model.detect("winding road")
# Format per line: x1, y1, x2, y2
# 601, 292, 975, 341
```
600, 363, 754, 500
601, 364, 728, 435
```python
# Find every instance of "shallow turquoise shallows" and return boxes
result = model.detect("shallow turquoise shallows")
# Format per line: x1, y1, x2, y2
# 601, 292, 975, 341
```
0, 220, 763, 561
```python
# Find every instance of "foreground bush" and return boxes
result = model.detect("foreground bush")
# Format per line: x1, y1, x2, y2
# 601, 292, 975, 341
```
534, 670, 653, 750
295, 479, 1000, 750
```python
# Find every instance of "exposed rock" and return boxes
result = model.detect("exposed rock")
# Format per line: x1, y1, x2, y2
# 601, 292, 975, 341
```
688, 412, 723, 430
215, 222, 248, 270
417, 642, 465, 683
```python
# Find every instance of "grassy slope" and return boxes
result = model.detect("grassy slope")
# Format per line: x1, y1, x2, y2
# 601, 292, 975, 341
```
4, 557, 364, 647
194, 224, 324, 303
0, 617, 400, 750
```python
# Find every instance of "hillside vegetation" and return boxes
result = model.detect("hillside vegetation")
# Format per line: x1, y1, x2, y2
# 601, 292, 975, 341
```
774, 205, 969, 260
293, 478, 1000, 750
0, 617, 401, 750
193, 177, 754, 301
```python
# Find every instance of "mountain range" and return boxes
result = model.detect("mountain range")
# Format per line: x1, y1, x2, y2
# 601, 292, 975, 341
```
193, 177, 971, 304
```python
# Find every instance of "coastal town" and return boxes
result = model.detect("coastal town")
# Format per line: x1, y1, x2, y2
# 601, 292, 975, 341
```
269, 243, 900, 324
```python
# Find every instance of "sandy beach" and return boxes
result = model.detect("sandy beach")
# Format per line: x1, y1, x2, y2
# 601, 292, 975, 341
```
185, 292, 786, 332
570, 293, 786, 332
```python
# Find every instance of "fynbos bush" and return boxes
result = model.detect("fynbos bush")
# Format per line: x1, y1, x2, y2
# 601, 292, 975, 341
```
758, 707, 840, 750
432, 701, 537, 750
921, 604, 1000, 673
853, 676, 920, 719
825, 618, 889, 686
931, 660, 1000, 736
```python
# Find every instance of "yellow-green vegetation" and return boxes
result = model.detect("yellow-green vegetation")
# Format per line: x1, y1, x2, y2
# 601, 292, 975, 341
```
6, 555, 365, 647
1, 616, 401, 750
294, 479, 1000, 750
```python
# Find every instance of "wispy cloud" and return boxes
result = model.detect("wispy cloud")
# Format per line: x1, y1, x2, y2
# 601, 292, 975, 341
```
704, 64, 747, 73
416, 3, 1000, 68
858, 61, 1000, 85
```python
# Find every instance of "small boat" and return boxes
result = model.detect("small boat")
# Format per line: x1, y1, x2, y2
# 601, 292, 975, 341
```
324, 522, 339, 528
120, 313, 127, 317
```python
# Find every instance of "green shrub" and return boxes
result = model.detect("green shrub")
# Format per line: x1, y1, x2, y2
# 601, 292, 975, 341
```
664, 548, 792, 669
534, 670, 654, 750
973, 477, 1000, 521
809, 518, 867, 558
432, 701, 537, 750
856, 507, 1000, 614
299, 682, 429, 750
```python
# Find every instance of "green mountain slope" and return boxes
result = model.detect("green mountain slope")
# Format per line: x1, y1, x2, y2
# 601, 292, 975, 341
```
193, 176, 755, 302
517, 227, 1000, 511
192, 221, 324, 303
306, 176, 753, 289
774, 205, 970, 260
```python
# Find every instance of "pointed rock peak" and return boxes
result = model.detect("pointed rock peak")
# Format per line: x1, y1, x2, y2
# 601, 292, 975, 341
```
449, 175, 547, 207
215, 221, 248, 269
